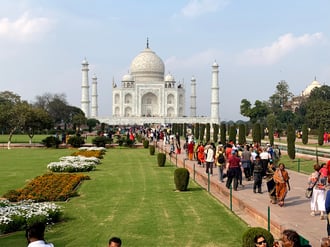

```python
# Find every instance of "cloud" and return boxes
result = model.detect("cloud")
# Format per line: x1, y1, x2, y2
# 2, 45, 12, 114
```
238, 32, 324, 66
181, 0, 229, 18
0, 12, 53, 42
165, 49, 221, 71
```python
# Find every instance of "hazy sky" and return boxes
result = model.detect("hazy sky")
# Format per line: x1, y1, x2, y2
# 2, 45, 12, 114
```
0, 0, 329, 121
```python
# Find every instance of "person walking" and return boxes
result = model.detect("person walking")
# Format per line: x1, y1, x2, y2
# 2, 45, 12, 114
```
308, 163, 327, 219
252, 155, 263, 194
215, 144, 226, 183
226, 149, 241, 191
273, 163, 290, 207
205, 143, 215, 175
265, 161, 277, 204
241, 144, 252, 181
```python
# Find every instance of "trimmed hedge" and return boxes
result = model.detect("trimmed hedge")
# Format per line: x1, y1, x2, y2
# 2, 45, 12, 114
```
157, 153, 166, 167
174, 168, 190, 191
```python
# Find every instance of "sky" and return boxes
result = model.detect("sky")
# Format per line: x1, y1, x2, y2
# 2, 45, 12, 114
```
0, 0, 329, 122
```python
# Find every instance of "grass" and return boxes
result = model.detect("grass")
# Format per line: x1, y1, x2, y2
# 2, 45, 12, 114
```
0, 147, 248, 247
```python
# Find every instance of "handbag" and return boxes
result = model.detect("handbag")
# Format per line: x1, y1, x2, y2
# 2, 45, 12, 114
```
305, 173, 321, 199
305, 187, 313, 198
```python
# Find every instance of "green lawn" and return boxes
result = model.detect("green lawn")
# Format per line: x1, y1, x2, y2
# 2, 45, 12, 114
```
0, 148, 248, 247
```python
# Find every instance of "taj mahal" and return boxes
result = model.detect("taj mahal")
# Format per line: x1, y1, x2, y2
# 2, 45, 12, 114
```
80, 40, 220, 126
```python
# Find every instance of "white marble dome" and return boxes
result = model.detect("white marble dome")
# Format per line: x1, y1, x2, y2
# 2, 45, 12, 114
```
302, 78, 321, 96
165, 73, 175, 82
122, 74, 134, 82
130, 47, 165, 82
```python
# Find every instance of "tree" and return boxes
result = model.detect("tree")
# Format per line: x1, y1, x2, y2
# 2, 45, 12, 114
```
267, 114, 276, 146
213, 123, 219, 143
240, 99, 251, 118
228, 125, 237, 144
24, 106, 53, 143
72, 113, 87, 133
302, 124, 308, 145
206, 123, 210, 142
34, 93, 85, 129
238, 124, 246, 145
195, 123, 200, 141
220, 123, 226, 145
86, 118, 100, 132
318, 123, 324, 146
199, 124, 205, 142
305, 86, 330, 130
252, 123, 261, 145
240, 99, 269, 124
269, 80, 293, 113
287, 124, 296, 159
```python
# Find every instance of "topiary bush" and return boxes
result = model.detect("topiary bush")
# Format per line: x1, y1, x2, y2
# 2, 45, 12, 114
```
241, 227, 274, 247
41, 136, 61, 148
143, 139, 149, 148
149, 145, 155, 155
157, 153, 166, 167
92, 136, 109, 147
67, 135, 85, 148
174, 168, 190, 191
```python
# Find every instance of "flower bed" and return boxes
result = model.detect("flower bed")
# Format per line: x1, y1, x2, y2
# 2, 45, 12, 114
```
0, 199, 62, 235
47, 155, 101, 172
73, 147, 107, 158
3, 173, 90, 202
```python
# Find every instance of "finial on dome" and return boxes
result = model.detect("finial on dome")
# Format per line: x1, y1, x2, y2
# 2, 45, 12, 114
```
146, 37, 149, 48
314, 76, 317, 81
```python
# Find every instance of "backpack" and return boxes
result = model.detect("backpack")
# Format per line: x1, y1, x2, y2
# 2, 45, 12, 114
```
217, 152, 225, 164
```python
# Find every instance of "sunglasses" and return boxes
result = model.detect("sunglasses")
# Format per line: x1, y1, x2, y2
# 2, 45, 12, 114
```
257, 240, 267, 245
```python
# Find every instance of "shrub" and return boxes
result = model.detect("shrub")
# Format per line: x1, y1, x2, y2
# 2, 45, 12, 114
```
157, 153, 166, 167
241, 227, 274, 247
174, 168, 190, 191
92, 136, 109, 147
125, 138, 135, 147
67, 135, 85, 148
143, 139, 149, 148
149, 145, 155, 155
41, 136, 61, 148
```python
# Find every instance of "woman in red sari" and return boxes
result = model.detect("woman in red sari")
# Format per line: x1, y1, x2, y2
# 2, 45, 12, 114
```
273, 163, 290, 207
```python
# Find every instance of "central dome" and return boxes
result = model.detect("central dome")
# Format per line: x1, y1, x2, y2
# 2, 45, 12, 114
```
130, 47, 165, 82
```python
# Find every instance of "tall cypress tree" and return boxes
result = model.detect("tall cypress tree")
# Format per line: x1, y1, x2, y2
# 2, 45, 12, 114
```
229, 125, 237, 144
302, 124, 308, 145
195, 123, 200, 142
287, 123, 296, 159
238, 123, 246, 145
213, 123, 219, 143
220, 123, 226, 145
252, 123, 261, 144
318, 123, 324, 146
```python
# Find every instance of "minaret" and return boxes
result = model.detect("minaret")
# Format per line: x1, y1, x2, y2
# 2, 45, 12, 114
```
210, 61, 220, 124
190, 76, 196, 117
81, 58, 90, 118
91, 74, 98, 118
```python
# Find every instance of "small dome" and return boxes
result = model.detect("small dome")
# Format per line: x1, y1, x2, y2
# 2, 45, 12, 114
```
212, 61, 218, 67
165, 73, 175, 82
81, 58, 88, 65
130, 47, 165, 82
302, 78, 321, 96
122, 74, 134, 82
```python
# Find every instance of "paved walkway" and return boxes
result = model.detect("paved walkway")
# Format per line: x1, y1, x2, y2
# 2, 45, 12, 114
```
158, 143, 329, 247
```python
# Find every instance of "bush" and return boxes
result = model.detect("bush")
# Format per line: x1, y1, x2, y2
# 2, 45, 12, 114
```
241, 227, 274, 247
67, 135, 85, 148
143, 139, 149, 148
174, 168, 190, 191
92, 136, 109, 147
157, 153, 166, 167
149, 145, 155, 155
41, 136, 61, 148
